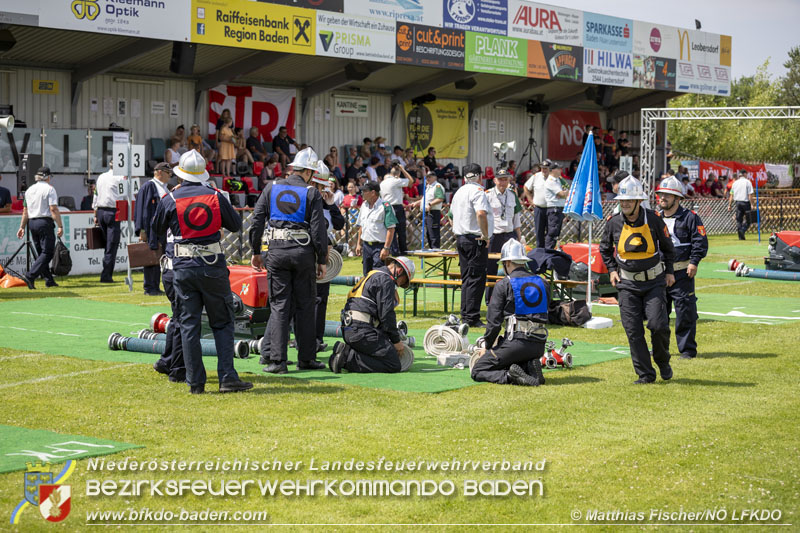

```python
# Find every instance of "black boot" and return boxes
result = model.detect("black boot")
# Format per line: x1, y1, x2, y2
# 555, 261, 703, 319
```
328, 342, 348, 374
525, 357, 546, 385
508, 364, 540, 386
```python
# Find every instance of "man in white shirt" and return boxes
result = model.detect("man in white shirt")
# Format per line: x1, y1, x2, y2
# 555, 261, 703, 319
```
544, 162, 567, 249
355, 181, 397, 276
485, 168, 522, 304
365, 157, 379, 182
93, 166, 126, 283
15, 167, 63, 289
728, 169, 755, 240
450, 163, 493, 327
389, 145, 406, 167
415, 171, 445, 248
523, 159, 550, 248
380, 163, 413, 255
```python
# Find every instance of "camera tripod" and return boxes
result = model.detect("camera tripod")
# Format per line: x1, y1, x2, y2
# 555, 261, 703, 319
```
519, 114, 541, 172
2, 226, 37, 278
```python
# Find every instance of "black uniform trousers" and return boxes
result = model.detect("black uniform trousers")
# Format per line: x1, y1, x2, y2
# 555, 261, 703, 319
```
143, 264, 162, 294
26, 218, 55, 284
425, 210, 441, 248
341, 323, 401, 373
154, 268, 186, 381
391, 205, 407, 255
173, 265, 239, 387
485, 231, 515, 305
266, 245, 317, 364
735, 201, 751, 238
457, 234, 488, 324
617, 276, 671, 381
471, 333, 545, 384
665, 270, 698, 357
361, 241, 385, 276
315, 281, 330, 343
97, 207, 121, 282
533, 206, 548, 249
545, 207, 564, 249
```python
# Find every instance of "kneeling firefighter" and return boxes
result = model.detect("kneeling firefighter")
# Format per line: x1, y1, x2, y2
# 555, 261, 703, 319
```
471, 238, 547, 386
329, 256, 415, 373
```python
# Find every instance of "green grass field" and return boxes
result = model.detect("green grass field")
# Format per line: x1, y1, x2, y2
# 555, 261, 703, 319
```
1, 234, 798, 531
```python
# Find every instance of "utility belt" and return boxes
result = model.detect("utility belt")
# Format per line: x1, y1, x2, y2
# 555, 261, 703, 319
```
262, 227, 311, 246
618, 262, 664, 282
673, 260, 690, 271
160, 254, 173, 272
363, 240, 383, 247
342, 309, 379, 328
173, 242, 222, 262
505, 316, 548, 340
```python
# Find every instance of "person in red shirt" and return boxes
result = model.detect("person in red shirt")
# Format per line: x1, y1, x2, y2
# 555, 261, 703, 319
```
341, 180, 363, 211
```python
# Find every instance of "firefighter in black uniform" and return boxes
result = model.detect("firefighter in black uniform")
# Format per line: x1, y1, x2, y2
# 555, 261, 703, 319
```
250, 148, 328, 374
656, 176, 708, 359
152, 150, 252, 394
599, 176, 676, 384
471, 239, 547, 386
328, 256, 415, 373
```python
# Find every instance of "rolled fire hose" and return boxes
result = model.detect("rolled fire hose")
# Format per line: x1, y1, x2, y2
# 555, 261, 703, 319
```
317, 248, 343, 284
729, 259, 800, 281
467, 337, 486, 371
399, 344, 414, 372
423, 325, 468, 358
110, 332, 250, 359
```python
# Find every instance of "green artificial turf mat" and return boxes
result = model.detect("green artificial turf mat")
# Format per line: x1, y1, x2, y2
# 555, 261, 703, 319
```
0, 298, 631, 393
0, 424, 141, 473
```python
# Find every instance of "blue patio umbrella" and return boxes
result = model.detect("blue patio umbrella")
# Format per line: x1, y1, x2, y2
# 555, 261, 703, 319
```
563, 132, 603, 307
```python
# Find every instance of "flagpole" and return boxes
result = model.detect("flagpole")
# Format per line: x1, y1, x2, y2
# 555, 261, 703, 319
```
587, 222, 593, 311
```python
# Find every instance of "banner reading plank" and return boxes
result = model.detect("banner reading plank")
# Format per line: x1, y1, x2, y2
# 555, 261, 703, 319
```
208, 85, 296, 143
403, 100, 468, 159
546, 109, 600, 161
192, 0, 315, 54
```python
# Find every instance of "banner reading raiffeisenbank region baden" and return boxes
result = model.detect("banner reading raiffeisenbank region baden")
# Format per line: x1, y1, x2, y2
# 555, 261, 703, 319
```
404, 100, 468, 159
191, 0, 315, 54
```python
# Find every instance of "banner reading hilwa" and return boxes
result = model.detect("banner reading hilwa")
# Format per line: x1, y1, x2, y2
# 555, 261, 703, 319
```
403, 99, 469, 159
208, 85, 296, 144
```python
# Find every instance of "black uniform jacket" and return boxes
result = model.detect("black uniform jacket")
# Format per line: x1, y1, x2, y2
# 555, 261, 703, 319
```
344, 267, 401, 344
599, 207, 675, 275
484, 268, 548, 348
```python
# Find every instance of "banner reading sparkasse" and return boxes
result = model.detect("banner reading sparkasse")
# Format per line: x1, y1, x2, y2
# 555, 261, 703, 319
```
191, 0, 316, 54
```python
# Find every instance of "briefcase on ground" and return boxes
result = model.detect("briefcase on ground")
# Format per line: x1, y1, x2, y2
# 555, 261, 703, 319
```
86, 226, 105, 250
127, 242, 162, 268
745, 210, 759, 224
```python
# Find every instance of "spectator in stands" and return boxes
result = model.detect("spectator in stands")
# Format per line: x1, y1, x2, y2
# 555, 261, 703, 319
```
259, 154, 282, 189
708, 173, 724, 198
632, 155, 640, 172
345, 156, 364, 183
330, 178, 344, 207
341, 180, 363, 211
80, 180, 95, 211
360, 137, 372, 160
366, 156, 380, 182
617, 131, 631, 155
604, 128, 616, 149
217, 117, 235, 179
681, 176, 695, 197
695, 176, 712, 197
187, 124, 203, 152
171, 125, 188, 154
234, 128, 254, 171
507, 160, 517, 176
324, 152, 343, 185
374, 143, 388, 165
581, 124, 593, 146
247, 127, 268, 162
272, 126, 297, 168
403, 148, 415, 167
720, 175, 731, 198
216, 108, 232, 132
373, 137, 386, 154
165, 139, 181, 168
390, 145, 405, 167
676, 165, 689, 181
345, 146, 358, 168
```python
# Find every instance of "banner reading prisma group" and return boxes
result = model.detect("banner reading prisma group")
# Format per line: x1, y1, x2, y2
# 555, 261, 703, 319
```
192, 0, 315, 54
403, 99, 468, 159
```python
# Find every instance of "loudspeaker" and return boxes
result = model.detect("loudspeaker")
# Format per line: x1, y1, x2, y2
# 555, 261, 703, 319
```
595, 86, 614, 107
17, 153, 42, 194
454, 77, 477, 91
169, 42, 196, 75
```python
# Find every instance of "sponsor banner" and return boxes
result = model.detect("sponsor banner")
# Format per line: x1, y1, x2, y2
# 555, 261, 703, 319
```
764, 163, 792, 188
465, 32, 527, 77
317, 12, 395, 62
632, 55, 676, 91
541, 42, 582, 81
583, 11, 632, 53
191, 0, 315, 54
633, 21, 679, 59
334, 95, 369, 117
403, 99, 468, 159
256, 0, 344, 12
343, 0, 441, 26
0, 0, 39, 25
681, 159, 700, 182
720, 35, 731, 67
582, 48, 632, 87
716, 161, 768, 187
396, 23, 465, 70
526, 40, 549, 79
547, 109, 600, 161
39, 0, 190, 40
443, 0, 508, 36
676, 27, 720, 65
507, 0, 582, 45
208, 85, 296, 143
676, 61, 730, 96
698, 160, 734, 183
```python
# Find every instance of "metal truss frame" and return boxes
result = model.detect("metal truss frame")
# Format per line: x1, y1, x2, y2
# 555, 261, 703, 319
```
640, 106, 800, 195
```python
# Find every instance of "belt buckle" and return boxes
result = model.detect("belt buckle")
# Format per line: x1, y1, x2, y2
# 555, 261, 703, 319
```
633, 272, 645, 282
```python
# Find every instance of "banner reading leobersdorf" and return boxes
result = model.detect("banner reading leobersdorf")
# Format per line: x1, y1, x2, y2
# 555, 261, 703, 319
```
403, 100, 468, 159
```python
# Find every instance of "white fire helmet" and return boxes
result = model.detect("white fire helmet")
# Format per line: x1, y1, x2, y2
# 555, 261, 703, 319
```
499, 239, 529, 264
615, 176, 648, 200
311, 160, 330, 186
173, 149, 209, 183
657, 176, 684, 198
288, 147, 319, 172
389, 256, 415, 288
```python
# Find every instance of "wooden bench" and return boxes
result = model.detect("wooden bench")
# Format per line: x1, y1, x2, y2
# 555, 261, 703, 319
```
447, 272, 504, 281
452, 270, 589, 302
404, 278, 496, 317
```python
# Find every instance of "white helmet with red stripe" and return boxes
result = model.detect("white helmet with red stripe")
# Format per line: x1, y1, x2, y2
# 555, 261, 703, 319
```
311, 160, 330, 186
389, 256, 415, 288
657, 176, 684, 198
